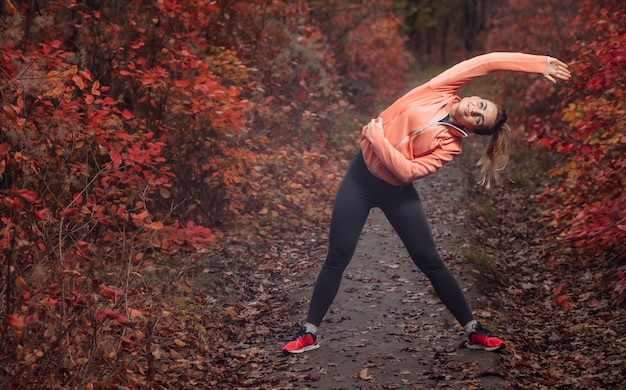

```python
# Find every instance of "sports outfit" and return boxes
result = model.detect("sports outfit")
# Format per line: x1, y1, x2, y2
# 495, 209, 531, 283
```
283, 53, 552, 354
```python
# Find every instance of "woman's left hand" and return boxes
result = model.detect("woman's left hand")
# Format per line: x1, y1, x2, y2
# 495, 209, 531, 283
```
544, 57, 571, 84
364, 117, 384, 142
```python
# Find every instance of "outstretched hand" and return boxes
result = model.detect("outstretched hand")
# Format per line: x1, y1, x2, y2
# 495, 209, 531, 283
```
543, 57, 571, 84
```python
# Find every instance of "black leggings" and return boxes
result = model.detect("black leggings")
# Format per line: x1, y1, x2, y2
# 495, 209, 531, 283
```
306, 150, 474, 327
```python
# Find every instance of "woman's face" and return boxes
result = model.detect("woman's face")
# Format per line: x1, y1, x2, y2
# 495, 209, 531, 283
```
450, 96, 498, 131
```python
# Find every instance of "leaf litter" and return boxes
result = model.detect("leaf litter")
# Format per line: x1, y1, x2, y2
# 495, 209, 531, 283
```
100, 142, 624, 389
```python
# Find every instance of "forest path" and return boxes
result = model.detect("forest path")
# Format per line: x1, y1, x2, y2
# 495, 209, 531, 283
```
269, 156, 509, 389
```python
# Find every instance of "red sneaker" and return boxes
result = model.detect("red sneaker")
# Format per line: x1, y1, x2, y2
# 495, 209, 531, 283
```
282, 325, 320, 354
467, 324, 505, 352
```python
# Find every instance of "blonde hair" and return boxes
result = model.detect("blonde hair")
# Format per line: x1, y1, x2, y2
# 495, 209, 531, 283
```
475, 106, 510, 189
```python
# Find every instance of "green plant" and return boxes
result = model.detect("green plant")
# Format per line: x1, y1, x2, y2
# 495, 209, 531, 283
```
463, 248, 499, 279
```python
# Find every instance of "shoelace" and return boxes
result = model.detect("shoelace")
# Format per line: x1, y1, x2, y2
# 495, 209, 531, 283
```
472, 325, 494, 337
293, 327, 308, 340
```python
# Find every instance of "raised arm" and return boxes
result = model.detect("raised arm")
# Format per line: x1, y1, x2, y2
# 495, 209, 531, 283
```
428, 52, 569, 93
363, 52, 571, 183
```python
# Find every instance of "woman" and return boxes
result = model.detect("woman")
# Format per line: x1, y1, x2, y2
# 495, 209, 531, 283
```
282, 52, 571, 354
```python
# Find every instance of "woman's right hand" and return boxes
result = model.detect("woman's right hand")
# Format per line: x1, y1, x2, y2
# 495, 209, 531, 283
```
543, 57, 571, 84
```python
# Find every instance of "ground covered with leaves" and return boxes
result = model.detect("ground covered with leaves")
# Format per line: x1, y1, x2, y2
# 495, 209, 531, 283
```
144, 150, 513, 390
6, 142, 620, 390
109, 140, 623, 389
461, 142, 626, 389
6, 138, 619, 389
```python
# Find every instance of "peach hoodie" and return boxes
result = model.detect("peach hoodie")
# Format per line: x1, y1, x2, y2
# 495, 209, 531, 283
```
360, 52, 551, 186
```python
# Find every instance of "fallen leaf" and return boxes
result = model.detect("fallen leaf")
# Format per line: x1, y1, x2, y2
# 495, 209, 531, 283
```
15, 276, 28, 292
358, 368, 373, 381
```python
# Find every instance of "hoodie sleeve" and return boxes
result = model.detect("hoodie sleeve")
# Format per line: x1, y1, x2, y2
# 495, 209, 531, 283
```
367, 127, 462, 183
428, 52, 550, 93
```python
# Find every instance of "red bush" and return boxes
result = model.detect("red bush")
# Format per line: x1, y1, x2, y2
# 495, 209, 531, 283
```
0, 0, 416, 386
485, 0, 625, 305
540, 0, 626, 304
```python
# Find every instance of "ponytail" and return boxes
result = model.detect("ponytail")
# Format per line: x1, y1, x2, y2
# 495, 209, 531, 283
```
475, 105, 510, 189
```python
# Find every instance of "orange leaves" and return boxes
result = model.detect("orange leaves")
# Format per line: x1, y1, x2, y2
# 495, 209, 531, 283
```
147, 221, 164, 230
109, 149, 122, 168
552, 284, 572, 310
357, 368, 374, 381
58, 208, 77, 217
526, 1, 625, 307
318, 0, 411, 109
174, 79, 190, 88
121, 109, 133, 120
129, 41, 145, 50
3, 0, 17, 15
126, 307, 143, 319
130, 210, 149, 226
99, 285, 125, 301
5, 314, 26, 330
0, 3, 278, 389
15, 276, 29, 292
0, 1, 401, 386
173, 338, 187, 347
41, 296, 60, 307
91, 80, 101, 96
72, 74, 85, 89
10, 189, 38, 203
46, 65, 78, 79
95, 309, 129, 325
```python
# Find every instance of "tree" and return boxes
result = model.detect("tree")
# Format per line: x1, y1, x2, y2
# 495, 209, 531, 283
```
395, 0, 496, 63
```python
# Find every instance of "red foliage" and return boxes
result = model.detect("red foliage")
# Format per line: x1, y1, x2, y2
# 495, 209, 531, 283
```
541, 0, 626, 304
309, 0, 414, 109
0, 0, 415, 386
486, 0, 625, 305
485, 0, 578, 121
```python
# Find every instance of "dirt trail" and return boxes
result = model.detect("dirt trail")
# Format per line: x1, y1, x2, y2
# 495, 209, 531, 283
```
270, 157, 509, 389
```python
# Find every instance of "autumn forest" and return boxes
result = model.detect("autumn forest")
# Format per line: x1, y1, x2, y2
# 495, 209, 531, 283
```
0, 0, 624, 388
